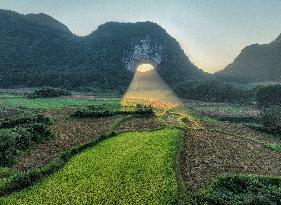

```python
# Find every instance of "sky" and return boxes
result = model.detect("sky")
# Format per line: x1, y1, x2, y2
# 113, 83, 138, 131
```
1, 0, 281, 73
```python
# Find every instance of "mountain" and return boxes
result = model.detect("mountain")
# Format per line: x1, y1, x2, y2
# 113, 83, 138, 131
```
216, 34, 281, 83
25, 13, 72, 34
0, 9, 205, 91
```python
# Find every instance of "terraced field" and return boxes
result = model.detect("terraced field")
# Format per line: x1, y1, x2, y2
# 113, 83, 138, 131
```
1, 94, 281, 204
0, 128, 182, 205
181, 121, 281, 192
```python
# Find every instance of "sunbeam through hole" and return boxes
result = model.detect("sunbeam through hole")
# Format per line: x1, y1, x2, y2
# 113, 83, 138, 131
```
121, 63, 182, 109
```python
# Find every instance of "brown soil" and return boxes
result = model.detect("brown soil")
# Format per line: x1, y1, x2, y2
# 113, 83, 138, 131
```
15, 108, 117, 171
116, 117, 163, 131
180, 120, 281, 193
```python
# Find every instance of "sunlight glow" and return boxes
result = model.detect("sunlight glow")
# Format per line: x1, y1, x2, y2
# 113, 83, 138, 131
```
121, 63, 182, 109
136, 63, 154, 72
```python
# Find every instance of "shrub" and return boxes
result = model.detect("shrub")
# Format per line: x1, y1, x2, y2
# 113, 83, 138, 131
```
261, 106, 281, 135
195, 176, 281, 204
27, 87, 71, 99
72, 104, 154, 118
0, 115, 53, 167
0, 129, 18, 166
256, 85, 281, 107
0, 114, 52, 129
174, 80, 249, 103
135, 104, 154, 117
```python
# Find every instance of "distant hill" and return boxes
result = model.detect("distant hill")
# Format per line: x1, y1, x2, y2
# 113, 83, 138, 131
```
25, 13, 72, 34
0, 9, 205, 92
216, 34, 281, 83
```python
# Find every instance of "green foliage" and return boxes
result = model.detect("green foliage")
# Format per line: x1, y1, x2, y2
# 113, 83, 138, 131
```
0, 10, 203, 91
72, 104, 154, 118
256, 85, 281, 107
0, 131, 117, 196
195, 176, 281, 204
216, 36, 281, 83
0, 95, 119, 109
266, 143, 281, 153
0, 115, 53, 167
135, 104, 154, 116
0, 128, 181, 204
0, 114, 51, 129
175, 80, 249, 103
261, 106, 281, 135
27, 87, 71, 99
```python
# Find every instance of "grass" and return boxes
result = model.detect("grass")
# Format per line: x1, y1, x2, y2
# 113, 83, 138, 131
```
266, 143, 281, 153
0, 128, 182, 204
0, 95, 119, 109
194, 175, 281, 204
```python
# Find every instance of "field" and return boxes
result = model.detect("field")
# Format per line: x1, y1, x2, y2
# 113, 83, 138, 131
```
1, 93, 281, 204
0, 128, 182, 205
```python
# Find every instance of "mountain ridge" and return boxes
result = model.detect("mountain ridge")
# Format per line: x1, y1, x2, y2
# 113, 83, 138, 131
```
216, 33, 281, 83
0, 9, 206, 91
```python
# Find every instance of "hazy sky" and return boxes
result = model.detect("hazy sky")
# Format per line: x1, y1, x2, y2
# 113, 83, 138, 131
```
1, 0, 281, 73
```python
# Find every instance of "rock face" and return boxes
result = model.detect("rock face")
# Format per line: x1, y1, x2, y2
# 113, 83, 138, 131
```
123, 37, 163, 71
216, 34, 281, 83
0, 9, 205, 90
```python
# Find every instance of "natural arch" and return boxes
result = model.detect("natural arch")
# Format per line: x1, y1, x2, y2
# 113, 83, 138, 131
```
136, 63, 155, 73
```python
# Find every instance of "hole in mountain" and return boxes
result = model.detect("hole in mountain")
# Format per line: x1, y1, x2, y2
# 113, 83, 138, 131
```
136, 63, 155, 72
121, 62, 182, 108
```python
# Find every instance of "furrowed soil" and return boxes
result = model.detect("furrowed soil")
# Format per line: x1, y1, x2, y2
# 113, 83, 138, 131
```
181, 120, 281, 193
116, 116, 163, 131
15, 108, 116, 171
15, 108, 164, 171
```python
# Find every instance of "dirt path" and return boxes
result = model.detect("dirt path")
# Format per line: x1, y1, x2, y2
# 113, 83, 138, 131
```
180, 120, 281, 193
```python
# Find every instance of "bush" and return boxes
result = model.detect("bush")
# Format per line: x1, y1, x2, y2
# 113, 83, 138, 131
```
261, 106, 281, 135
174, 80, 249, 103
195, 176, 281, 204
72, 104, 154, 118
135, 104, 154, 117
256, 85, 281, 107
0, 129, 18, 166
0, 115, 53, 167
0, 114, 52, 129
27, 87, 71, 98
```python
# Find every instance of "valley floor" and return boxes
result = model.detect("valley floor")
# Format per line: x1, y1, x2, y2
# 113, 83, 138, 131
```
1, 94, 281, 204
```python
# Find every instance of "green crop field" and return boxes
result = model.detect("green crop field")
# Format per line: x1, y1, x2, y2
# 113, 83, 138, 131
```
0, 95, 119, 109
0, 128, 182, 205
1, 93, 281, 204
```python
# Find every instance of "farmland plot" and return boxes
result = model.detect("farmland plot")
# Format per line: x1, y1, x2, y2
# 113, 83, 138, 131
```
0, 128, 182, 205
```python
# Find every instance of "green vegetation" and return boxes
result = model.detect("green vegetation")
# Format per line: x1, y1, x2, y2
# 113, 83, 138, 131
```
72, 104, 154, 118
266, 144, 281, 153
256, 85, 281, 107
0, 10, 203, 91
175, 80, 250, 103
195, 175, 281, 204
0, 114, 53, 166
261, 106, 281, 135
0, 131, 118, 196
216, 33, 281, 83
0, 95, 119, 109
27, 87, 71, 99
0, 128, 182, 204
0, 114, 51, 129
1, 91, 281, 204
